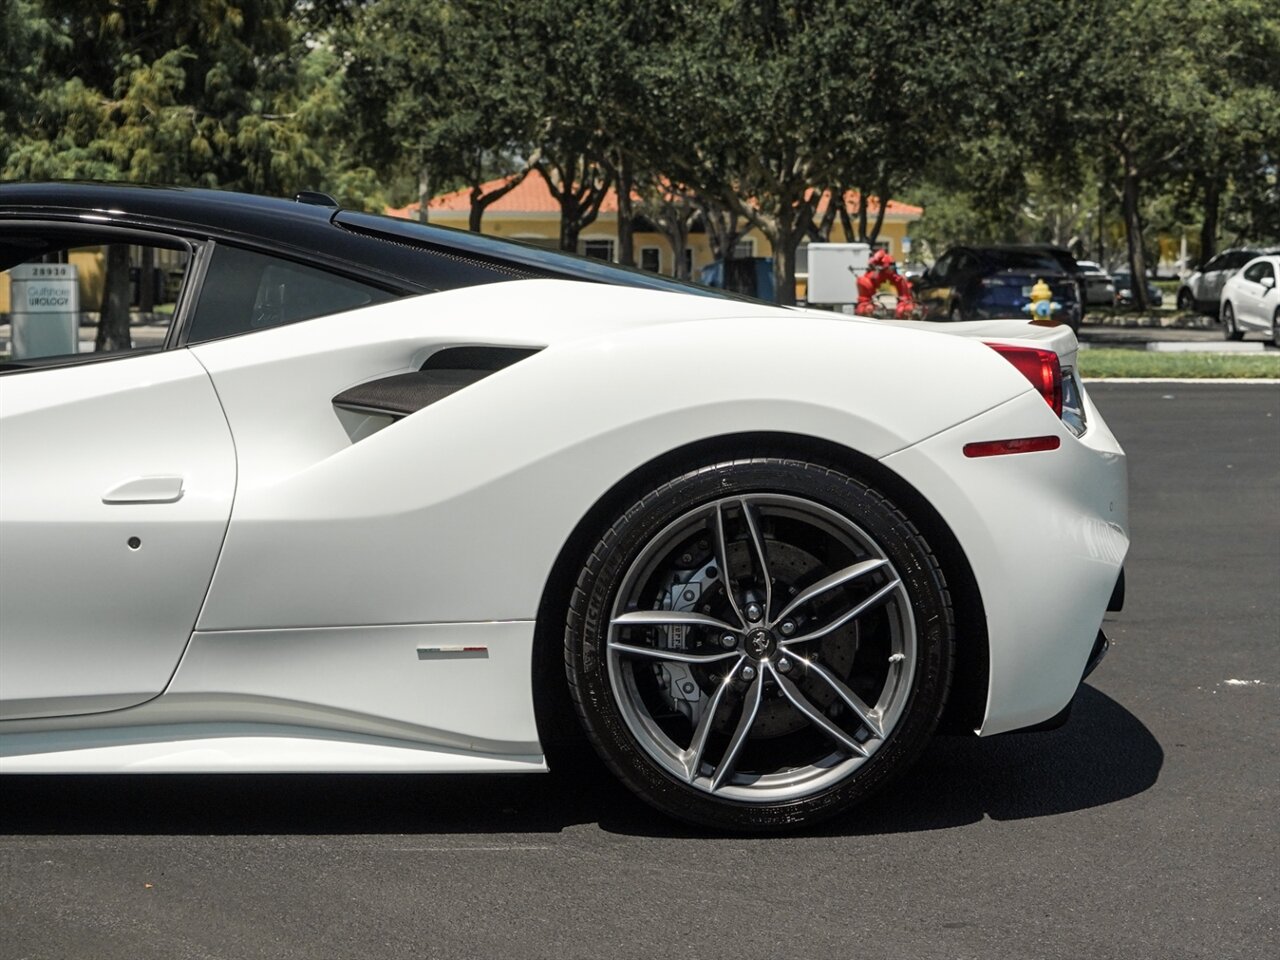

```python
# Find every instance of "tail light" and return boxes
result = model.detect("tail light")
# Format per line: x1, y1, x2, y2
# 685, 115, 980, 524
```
985, 343, 1063, 417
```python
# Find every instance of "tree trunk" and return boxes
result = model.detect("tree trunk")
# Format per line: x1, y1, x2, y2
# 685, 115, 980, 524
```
1120, 152, 1149, 311
770, 225, 799, 307
560, 198, 581, 253
856, 184, 869, 242
1199, 178, 1220, 267
96, 244, 132, 352
417, 165, 431, 224
670, 227, 690, 279
837, 191, 854, 243
139, 245, 154, 313
469, 169, 534, 233
812, 189, 838, 242
616, 156, 635, 267
1097, 189, 1105, 266
866, 178, 890, 244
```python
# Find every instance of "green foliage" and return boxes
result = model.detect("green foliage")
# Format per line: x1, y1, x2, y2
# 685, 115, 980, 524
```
2, 0, 387, 208
3, 0, 1277, 302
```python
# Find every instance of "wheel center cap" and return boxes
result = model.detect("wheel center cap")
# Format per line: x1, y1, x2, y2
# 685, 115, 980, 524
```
745, 628, 776, 661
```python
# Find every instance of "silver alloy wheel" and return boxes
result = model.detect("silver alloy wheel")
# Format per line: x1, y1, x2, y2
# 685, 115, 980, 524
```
1223, 302, 1240, 340
605, 494, 916, 803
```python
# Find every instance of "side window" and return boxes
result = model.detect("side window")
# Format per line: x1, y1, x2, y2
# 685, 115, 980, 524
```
931, 253, 954, 281
1202, 255, 1223, 272
1, 232, 190, 365
185, 244, 399, 344
1242, 261, 1270, 283
1225, 252, 1252, 271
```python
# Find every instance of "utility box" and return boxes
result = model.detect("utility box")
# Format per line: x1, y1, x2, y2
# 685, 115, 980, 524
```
10, 262, 79, 358
805, 242, 871, 304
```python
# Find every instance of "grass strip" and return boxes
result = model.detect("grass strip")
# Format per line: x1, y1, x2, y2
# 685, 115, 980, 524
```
1078, 348, 1280, 379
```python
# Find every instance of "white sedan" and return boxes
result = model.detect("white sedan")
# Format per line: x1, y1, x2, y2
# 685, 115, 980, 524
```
1220, 254, 1280, 345
0, 184, 1129, 831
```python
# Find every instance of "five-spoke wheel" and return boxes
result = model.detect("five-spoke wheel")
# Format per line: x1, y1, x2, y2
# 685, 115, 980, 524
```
566, 458, 954, 831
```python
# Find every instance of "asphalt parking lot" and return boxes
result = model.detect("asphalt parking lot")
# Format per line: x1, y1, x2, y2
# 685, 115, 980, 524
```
1, 382, 1276, 960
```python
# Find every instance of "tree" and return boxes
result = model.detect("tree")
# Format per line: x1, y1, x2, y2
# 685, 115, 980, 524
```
343, 0, 546, 228
2, 1, 383, 344
521, 0, 633, 252
1176, 1, 1280, 258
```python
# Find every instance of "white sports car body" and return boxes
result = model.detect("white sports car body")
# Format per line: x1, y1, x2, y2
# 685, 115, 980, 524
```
0, 185, 1128, 830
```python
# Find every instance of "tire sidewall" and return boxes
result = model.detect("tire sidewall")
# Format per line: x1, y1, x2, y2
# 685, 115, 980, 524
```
566, 459, 954, 832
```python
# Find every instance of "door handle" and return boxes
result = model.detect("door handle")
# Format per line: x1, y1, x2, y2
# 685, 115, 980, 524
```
102, 476, 185, 504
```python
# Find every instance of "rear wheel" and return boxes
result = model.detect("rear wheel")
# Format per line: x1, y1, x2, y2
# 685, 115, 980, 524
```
1222, 302, 1243, 341
565, 458, 954, 832
1177, 288, 1193, 313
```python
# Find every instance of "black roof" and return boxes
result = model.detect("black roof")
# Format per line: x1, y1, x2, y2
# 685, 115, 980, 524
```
946, 245, 1072, 275
0, 182, 731, 300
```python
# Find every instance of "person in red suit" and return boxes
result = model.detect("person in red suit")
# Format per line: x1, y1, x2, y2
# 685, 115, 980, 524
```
855, 249, 916, 317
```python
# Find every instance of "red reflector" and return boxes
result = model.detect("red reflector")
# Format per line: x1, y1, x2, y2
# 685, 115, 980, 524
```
985, 343, 1063, 417
964, 436, 1062, 458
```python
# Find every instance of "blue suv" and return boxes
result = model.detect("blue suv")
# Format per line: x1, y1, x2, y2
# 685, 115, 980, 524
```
913, 246, 1083, 331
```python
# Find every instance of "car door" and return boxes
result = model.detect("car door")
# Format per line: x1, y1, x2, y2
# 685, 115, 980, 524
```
1210, 252, 1251, 305
1235, 260, 1273, 330
0, 227, 236, 720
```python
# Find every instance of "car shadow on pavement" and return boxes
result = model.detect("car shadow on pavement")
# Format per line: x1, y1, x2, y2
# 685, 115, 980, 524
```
0, 686, 1160, 838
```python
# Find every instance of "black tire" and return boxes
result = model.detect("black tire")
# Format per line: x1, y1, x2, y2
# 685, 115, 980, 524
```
1222, 302, 1243, 341
1271, 309, 1279, 349
1176, 288, 1193, 313
565, 457, 954, 832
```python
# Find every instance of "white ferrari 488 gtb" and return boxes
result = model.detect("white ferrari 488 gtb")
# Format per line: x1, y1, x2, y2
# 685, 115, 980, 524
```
0, 184, 1128, 831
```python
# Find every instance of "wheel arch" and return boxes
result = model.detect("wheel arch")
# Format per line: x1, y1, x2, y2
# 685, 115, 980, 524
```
530, 431, 989, 756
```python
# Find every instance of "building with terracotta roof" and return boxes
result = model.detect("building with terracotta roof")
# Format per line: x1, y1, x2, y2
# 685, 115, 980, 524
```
388, 173, 922, 299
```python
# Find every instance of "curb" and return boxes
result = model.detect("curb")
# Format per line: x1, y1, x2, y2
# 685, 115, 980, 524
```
1083, 378, 1280, 384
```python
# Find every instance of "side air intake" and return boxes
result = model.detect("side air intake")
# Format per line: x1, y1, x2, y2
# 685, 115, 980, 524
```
332, 346, 541, 420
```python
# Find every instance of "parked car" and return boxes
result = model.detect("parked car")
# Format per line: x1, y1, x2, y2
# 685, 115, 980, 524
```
1219, 254, 1279, 345
912, 245, 1083, 331
1021, 244, 1091, 309
1177, 248, 1279, 315
1111, 271, 1164, 308
1075, 260, 1117, 306
0, 183, 1128, 832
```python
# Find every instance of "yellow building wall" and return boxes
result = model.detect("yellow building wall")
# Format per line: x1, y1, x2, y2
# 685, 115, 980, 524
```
434, 211, 911, 283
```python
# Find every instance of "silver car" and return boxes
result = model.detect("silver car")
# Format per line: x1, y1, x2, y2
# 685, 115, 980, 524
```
1177, 249, 1277, 315
1076, 260, 1117, 306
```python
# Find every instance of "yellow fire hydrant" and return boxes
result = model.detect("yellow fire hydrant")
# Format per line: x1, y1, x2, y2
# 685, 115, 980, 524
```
1022, 278, 1062, 321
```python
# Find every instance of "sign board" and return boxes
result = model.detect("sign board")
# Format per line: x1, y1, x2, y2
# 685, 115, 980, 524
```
11, 262, 79, 358
806, 242, 871, 304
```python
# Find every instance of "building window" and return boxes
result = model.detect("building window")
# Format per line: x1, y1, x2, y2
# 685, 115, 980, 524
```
732, 238, 756, 258
639, 247, 661, 273
582, 239, 614, 261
